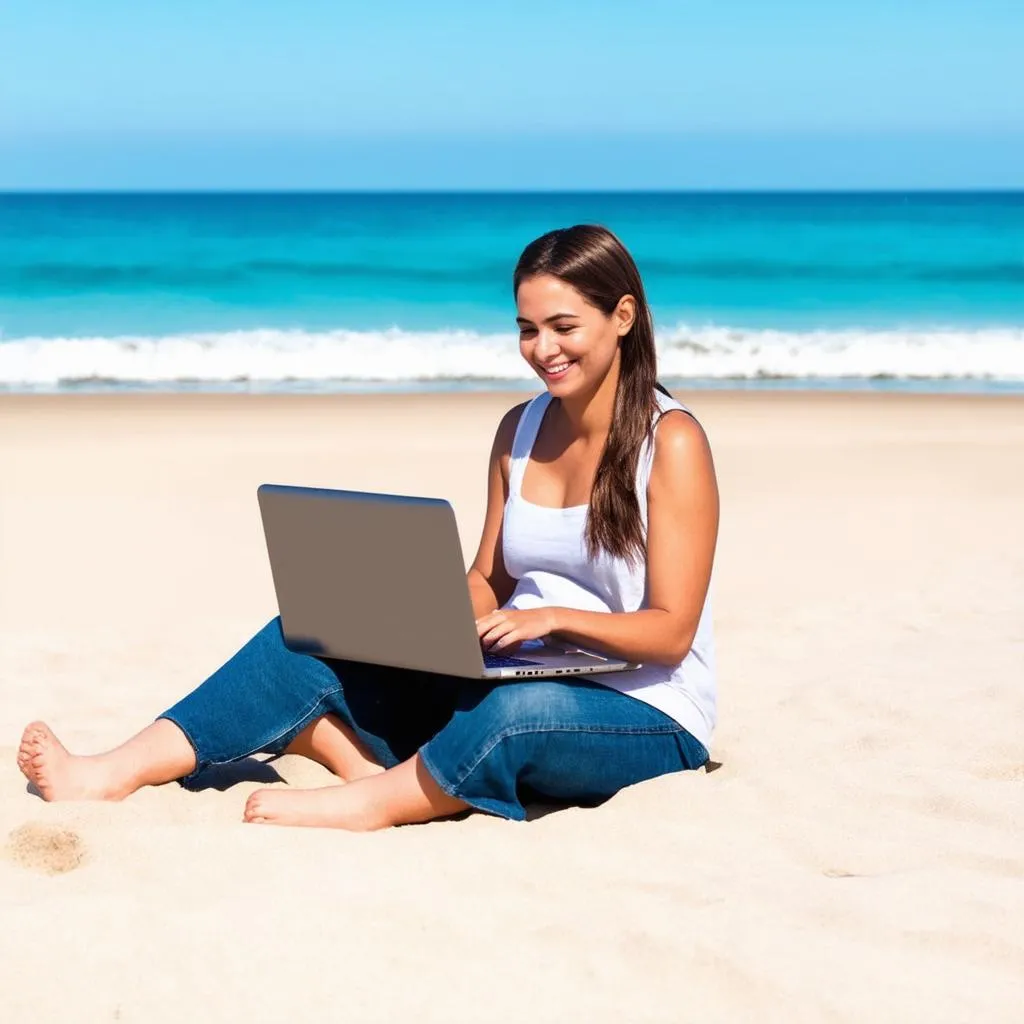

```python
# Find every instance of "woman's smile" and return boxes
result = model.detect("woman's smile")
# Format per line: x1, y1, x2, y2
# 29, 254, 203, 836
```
537, 358, 578, 381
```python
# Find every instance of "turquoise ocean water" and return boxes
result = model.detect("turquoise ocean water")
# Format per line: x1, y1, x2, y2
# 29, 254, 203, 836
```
1, 191, 1022, 392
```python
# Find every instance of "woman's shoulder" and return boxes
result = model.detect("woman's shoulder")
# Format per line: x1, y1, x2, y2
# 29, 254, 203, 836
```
492, 392, 551, 456
649, 401, 715, 484
652, 389, 706, 438
493, 400, 530, 451
490, 398, 539, 469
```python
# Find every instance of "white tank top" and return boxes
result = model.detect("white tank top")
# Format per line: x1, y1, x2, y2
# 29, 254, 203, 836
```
502, 389, 717, 749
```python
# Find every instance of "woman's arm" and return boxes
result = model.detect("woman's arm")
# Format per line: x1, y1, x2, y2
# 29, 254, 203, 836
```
480, 411, 720, 665
465, 402, 526, 619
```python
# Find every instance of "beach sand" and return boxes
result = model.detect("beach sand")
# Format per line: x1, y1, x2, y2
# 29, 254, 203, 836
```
1, 390, 1022, 1022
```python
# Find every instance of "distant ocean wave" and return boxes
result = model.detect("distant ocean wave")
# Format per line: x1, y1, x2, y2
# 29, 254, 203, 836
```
4, 258, 1023, 292
2, 324, 1023, 390
2, 259, 510, 291
642, 259, 1024, 284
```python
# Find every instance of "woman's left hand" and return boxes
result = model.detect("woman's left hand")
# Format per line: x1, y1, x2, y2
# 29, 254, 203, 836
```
476, 607, 559, 652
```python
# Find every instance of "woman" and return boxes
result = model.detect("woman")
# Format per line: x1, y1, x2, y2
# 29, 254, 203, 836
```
17, 224, 720, 830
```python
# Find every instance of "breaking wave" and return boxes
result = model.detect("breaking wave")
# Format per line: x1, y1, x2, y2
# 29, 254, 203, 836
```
2, 323, 1023, 389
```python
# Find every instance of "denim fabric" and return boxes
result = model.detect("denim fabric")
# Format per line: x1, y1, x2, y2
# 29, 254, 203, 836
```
158, 616, 710, 821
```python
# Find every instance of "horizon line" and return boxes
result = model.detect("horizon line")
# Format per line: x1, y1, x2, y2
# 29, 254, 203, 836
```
2, 187, 1023, 196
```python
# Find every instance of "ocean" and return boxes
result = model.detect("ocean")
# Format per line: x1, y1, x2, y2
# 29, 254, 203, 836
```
1, 191, 1022, 393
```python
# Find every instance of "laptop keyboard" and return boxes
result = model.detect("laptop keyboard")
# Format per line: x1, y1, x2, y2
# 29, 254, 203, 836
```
483, 653, 542, 669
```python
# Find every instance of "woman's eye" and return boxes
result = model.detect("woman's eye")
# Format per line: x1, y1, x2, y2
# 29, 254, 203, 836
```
518, 326, 573, 337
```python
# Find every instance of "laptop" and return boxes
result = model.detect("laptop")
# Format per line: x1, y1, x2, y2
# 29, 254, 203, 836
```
257, 483, 640, 680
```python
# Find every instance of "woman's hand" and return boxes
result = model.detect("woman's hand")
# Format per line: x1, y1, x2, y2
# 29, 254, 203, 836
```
476, 607, 559, 653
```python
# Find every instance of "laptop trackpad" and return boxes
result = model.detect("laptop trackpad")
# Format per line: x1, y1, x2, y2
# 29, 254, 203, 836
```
512, 645, 631, 670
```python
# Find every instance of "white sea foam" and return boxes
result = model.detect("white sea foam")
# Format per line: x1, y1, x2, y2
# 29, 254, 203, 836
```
1, 324, 1023, 388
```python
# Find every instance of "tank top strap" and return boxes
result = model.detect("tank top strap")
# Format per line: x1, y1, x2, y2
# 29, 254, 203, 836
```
508, 391, 554, 496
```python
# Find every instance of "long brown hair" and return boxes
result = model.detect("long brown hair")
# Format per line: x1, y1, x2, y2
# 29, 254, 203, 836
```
513, 224, 666, 566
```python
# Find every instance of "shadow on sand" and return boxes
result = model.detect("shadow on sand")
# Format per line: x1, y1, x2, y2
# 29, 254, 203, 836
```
183, 757, 285, 792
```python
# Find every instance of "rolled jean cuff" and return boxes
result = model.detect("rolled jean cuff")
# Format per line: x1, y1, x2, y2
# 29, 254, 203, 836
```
417, 742, 526, 822
156, 686, 344, 789
155, 712, 204, 787
417, 719, 709, 824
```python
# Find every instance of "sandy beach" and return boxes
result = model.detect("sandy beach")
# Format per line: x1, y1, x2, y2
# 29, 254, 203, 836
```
1, 389, 1022, 1022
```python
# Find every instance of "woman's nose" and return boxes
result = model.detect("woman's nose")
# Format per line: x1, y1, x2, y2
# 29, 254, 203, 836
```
533, 330, 560, 359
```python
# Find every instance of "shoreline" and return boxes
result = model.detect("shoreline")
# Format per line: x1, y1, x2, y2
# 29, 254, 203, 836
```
4, 386, 1024, 405
3, 380, 1024, 396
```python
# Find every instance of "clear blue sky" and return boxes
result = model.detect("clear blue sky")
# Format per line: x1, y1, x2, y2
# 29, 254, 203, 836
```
1, 0, 1022, 189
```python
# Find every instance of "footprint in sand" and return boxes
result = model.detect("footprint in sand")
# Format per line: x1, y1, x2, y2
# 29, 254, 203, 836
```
4, 823, 87, 875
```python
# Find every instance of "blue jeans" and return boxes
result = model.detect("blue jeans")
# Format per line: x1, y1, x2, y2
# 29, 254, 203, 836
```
158, 617, 709, 821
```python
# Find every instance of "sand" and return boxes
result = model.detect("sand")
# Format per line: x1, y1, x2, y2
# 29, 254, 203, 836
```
1, 390, 1022, 1023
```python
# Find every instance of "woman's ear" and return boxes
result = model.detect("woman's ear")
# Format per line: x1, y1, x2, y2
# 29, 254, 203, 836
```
615, 294, 637, 336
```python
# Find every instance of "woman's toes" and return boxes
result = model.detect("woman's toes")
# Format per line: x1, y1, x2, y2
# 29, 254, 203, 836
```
241, 785, 376, 830
243, 791, 268, 822
23, 722, 59, 755
242, 788, 291, 826
17, 723, 57, 788
15, 720, 122, 802
22, 722, 51, 750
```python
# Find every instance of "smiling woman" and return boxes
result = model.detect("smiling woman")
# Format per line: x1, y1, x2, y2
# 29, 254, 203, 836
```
17, 224, 720, 830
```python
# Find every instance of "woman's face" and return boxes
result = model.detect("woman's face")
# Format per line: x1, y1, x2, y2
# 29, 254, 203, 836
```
515, 273, 635, 399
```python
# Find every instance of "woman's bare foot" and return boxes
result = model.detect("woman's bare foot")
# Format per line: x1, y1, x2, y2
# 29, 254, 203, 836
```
242, 784, 381, 831
17, 721, 126, 802
242, 755, 470, 830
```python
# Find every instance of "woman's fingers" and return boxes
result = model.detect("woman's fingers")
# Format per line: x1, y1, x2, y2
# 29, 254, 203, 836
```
479, 614, 531, 651
476, 609, 553, 652
479, 620, 516, 649
477, 611, 512, 638
489, 627, 522, 651
475, 610, 506, 638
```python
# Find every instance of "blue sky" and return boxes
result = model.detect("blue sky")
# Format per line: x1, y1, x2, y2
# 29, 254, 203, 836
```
1, 0, 1022, 189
